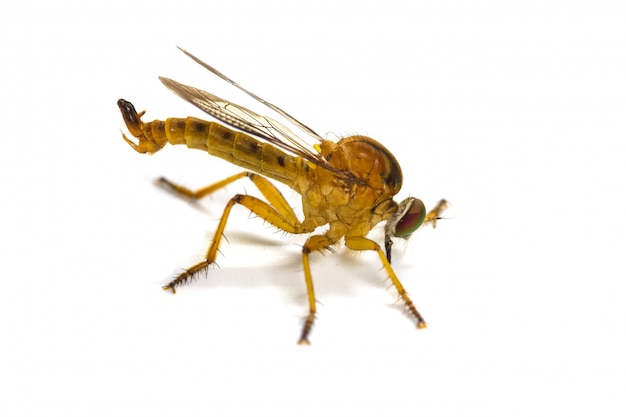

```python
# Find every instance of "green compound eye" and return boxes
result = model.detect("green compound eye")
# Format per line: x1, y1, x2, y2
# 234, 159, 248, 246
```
393, 198, 426, 237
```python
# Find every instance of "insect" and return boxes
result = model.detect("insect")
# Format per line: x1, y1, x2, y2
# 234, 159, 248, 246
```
118, 47, 448, 344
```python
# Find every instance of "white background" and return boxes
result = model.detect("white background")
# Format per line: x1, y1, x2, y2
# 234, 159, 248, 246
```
1, 0, 624, 416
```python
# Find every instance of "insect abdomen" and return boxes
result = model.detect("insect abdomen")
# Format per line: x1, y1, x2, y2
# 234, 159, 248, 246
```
160, 116, 304, 188
118, 99, 307, 189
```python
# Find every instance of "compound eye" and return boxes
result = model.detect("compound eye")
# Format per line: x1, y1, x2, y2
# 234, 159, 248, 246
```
393, 198, 426, 237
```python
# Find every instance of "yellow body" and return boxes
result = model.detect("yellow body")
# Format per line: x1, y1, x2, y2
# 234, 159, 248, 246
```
118, 55, 446, 344
121, 111, 404, 243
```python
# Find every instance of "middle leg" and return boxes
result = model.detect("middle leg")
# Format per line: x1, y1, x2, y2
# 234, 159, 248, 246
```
162, 173, 310, 292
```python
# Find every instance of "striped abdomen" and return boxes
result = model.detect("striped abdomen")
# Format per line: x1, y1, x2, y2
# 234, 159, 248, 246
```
118, 100, 307, 189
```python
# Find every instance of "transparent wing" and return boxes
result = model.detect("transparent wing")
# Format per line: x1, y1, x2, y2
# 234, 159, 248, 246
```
161, 48, 362, 183
176, 47, 323, 143
159, 76, 324, 164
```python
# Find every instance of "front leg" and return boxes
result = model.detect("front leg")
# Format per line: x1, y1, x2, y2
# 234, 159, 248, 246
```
345, 236, 427, 329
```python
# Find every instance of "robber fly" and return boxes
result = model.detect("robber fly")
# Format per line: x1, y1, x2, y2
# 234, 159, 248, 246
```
118, 47, 447, 344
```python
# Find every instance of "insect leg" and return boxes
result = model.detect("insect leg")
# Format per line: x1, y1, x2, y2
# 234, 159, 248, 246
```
157, 172, 301, 229
299, 235, 336, 345
344, 236, 427, 329
163, 173, 311, 291
156, 172, 250, 201
423, 199, 449, 228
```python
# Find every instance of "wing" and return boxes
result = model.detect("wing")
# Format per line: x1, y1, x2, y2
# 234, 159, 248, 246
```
176, 47, 323, 143
160, 47, 362, 183
159, 76, 324, 164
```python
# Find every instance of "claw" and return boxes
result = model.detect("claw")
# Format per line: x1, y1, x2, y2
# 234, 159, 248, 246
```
121, 132, 139, 151
162, 285, 176, 294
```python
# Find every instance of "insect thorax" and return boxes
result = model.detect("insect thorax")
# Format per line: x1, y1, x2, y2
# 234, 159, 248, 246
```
299, 136, 403, 237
